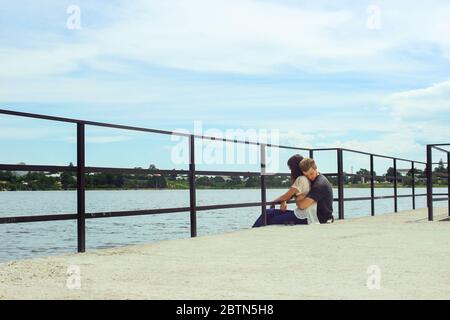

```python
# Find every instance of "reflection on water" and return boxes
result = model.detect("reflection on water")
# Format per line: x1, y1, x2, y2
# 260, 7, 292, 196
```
0, 188, 447, 262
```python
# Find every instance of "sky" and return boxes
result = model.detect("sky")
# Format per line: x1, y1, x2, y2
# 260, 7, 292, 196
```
1, 0, 450, 174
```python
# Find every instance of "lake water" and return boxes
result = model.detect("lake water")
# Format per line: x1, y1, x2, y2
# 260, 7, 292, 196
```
0, 187, 447, 262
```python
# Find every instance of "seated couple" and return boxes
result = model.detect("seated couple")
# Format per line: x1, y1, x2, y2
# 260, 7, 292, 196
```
252, 155, 334, 227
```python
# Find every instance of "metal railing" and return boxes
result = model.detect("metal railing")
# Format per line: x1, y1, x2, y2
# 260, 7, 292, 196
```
426, 144, 450, 221
0, 108, 439, 254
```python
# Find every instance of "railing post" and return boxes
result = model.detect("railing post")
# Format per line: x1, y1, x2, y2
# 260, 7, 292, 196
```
426, 145, 433, 221
393, 158, 398, 213
189, 135, 197, 237
337, 149, 344, 220
447, 152, 450, 217
77, 122, 86, 253
309, 150, 314, 159
370, 155, 375, 216
260, 144, 267, 226
411, 161, 416, 210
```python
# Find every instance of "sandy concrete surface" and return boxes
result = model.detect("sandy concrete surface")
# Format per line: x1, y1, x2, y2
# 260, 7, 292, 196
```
1, 208, 449, 300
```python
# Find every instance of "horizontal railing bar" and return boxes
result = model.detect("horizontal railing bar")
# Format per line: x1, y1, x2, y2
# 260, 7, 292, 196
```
196, 202, 264, 211
431, 146, 450, 153
194, 135, 260, 146
0, 203, 268, 224
167, 134, 313, 150
1, 108, 428, 166
184, 171, 337, 177
0, 108, 84, 124
86, 166, 190, 175
0, 164, 191, 175
85, 121, 189, 137
344, 175, 433, 181
0, 208, 187, 224
433, 197, 449, 202
312, 147, 426, 165
195, 170, 262, 177
269, 145, 311, 151
430, 143, 450, 147
343, 194, 426, 202
0, 164, 77, 172
86, 207, 191, 219
0, 213, 77, 224
264, 172, 295, 176
310, 148, 339, 151
197, 135, 314, 149
0, 108, 190, 138
0, 108, 313, 151
344, 173, 417, 180
339, 148, 426, 164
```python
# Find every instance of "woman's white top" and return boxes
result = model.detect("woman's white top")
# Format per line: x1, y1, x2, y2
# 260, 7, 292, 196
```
291, 176, 320, 224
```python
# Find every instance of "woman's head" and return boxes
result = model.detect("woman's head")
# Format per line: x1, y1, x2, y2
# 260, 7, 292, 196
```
287, 154, 304, 182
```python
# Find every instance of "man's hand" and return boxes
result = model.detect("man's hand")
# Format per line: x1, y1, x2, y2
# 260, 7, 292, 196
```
296, 197, 315, 210
280, 201, 288, 212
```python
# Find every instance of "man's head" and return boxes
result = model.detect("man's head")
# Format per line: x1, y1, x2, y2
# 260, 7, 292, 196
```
300, 158, 319, 182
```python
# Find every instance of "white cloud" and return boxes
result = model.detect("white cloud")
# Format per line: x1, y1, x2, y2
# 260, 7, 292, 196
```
2, 0, 450, 78
384, 79, 450, 120
0, 127, 65, 140
82, 0, 450, 74
0, 45, 98, 78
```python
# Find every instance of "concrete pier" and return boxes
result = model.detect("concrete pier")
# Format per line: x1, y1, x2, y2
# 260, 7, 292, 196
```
1, 208, 449, 300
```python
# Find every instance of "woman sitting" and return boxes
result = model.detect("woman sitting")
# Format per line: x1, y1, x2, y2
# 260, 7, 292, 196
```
252, 154, 319, 227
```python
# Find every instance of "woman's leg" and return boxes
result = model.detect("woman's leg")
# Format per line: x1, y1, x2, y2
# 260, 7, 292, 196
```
252, 208, 278, 228
252, 209, 307, 227
269, 210, 308, 225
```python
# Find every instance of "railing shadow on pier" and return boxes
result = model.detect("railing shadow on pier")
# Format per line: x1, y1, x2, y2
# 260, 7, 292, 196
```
0, 108, 448, 253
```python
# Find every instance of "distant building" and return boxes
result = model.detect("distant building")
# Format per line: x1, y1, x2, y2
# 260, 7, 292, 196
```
13, 162, 28, 177
45, 173, 61, 178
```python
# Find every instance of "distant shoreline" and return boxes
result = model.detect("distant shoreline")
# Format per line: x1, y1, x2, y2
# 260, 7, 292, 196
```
0, 185, 441, 192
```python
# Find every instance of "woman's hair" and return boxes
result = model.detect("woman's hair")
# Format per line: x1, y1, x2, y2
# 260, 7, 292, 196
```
287, 154, 304, 182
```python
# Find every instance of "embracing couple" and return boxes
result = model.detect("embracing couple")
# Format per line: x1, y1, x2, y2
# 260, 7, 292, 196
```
253, 155, 334, 227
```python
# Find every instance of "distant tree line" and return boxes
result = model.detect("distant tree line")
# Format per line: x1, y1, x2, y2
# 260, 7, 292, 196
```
336, 159, 448, 187
0, 163, 168, 191
0, 160, 447, 191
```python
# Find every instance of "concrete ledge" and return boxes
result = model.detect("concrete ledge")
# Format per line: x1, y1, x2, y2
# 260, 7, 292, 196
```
1, 208, 449, 300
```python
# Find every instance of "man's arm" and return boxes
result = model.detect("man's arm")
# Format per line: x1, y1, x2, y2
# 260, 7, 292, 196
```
273, 187, 298, 204
296, 197, 316, 210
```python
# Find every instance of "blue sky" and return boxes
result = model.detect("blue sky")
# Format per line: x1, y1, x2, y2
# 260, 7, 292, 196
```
1, 0, 450, 174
